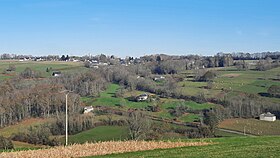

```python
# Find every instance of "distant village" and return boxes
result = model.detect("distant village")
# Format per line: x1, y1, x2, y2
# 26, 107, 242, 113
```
1, 52, 280, 70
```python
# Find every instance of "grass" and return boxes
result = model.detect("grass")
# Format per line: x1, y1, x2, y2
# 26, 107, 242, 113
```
82, 84, 151, 108
0, 60, 86, 80
83, 83, 215, 123
218, 118, 280, 135
3, 136, 280, 158
214, 130, 245, 137
178, 66, 280, 105
160, 100, 214, 111
178, 113, 200, 122
12, 141, 46, 150
0, 118, 53, 138
65, 126, 129, 144
91, 136, 280, 158
156, 100, 214, 121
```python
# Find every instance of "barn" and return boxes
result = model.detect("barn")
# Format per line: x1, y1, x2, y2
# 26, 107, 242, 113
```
259, 112, 276, 121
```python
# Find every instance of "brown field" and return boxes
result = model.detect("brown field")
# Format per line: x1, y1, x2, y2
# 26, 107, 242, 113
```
219, 118, 280, 135
222, 73, 240, 77
0, 118, 54, 137
12, 141, 46, 149
0, 140, 210, 158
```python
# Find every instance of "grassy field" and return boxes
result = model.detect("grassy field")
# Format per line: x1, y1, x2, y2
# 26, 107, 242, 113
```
218, 118, 280, 135
178, 67, 280, 104
214, 129, 245, 137
82, 84, 215, 123
178, 113, 200, 122
0, 118, 54, 150
12, 141, 46, 150
0, 60, 86, 80
0, 118, 53, 137
2, 136, 280, 158
65, 126, 129, 144
82, 84, 150, 108
91, 136, 280, 158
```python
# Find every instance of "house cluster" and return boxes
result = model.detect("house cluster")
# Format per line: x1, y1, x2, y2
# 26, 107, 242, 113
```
259, 112, 276, 122
85, 60, 109, 69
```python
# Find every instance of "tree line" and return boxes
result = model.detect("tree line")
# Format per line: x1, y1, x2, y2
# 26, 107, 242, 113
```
0, 68, 110, 128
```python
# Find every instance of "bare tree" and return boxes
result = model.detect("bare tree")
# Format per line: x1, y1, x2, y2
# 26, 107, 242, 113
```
126, 111, 151, 140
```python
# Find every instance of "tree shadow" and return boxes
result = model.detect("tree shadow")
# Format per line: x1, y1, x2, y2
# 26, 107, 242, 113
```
258, 92, 271, 97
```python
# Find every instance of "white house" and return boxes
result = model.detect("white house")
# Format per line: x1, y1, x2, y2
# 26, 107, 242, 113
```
259, 112, 276, 121
84, 106, 94, 114
52, 71, 62, 77
137, 93, 148, 101
154, 76, 165, 81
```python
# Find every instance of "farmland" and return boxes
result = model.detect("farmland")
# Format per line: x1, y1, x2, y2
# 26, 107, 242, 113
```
2, 136, 279, 158
178, 67, 280, 105
0, 118, 53, 138
0, 60, 86, 80
218, 118, 280, 136
0, 59, 279, 155
65, 126, 129, 144
1, 0, 280, 156
82, 84, 151, 108
82, 83, 214, 123
91, 136, 280, 158
0, 140, 210, 158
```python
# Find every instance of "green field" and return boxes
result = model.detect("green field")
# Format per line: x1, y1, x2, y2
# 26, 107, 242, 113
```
65, 126, 129, 144
178, 67, 280, 104
82, 84, 215, 123
82, 84, 150, 108
178, 113, 200, 122
90, 136, 280, 158
0, 60, 86, 80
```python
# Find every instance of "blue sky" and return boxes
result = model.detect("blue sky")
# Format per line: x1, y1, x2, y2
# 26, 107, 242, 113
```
0, 0, 279, 57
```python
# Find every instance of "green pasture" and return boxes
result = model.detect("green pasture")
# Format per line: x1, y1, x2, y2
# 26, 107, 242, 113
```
0, 60, 85, 80
178, 67, 280, 105
82, 84, 150, 108
64, 126, 129, 144
83, 84, 215, 123
91, 136, 280, 158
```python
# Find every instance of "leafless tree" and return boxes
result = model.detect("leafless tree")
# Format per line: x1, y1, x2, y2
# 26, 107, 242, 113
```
126, 111, 151, 140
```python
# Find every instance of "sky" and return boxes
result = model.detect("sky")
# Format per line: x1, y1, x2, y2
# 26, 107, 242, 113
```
0, 0, 280, 57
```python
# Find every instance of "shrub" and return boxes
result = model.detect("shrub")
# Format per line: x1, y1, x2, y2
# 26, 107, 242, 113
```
0, 136, 14, 150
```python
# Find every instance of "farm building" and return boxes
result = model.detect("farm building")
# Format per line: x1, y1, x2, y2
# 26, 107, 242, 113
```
259, 112, 276, 121
154, 76, 165, 81
52, 71, 62, 77
136, 93, 148, 101
84, 106, 94, 114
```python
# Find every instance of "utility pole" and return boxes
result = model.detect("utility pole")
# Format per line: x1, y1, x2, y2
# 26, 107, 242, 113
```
65, 93, 68, 146
60, 90, 73, 146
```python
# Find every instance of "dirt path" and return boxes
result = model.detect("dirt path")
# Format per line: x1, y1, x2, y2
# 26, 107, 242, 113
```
217, 128, 256, 137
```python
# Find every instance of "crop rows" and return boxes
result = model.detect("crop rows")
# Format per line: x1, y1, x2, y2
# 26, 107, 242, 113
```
0, 140, 210, 158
